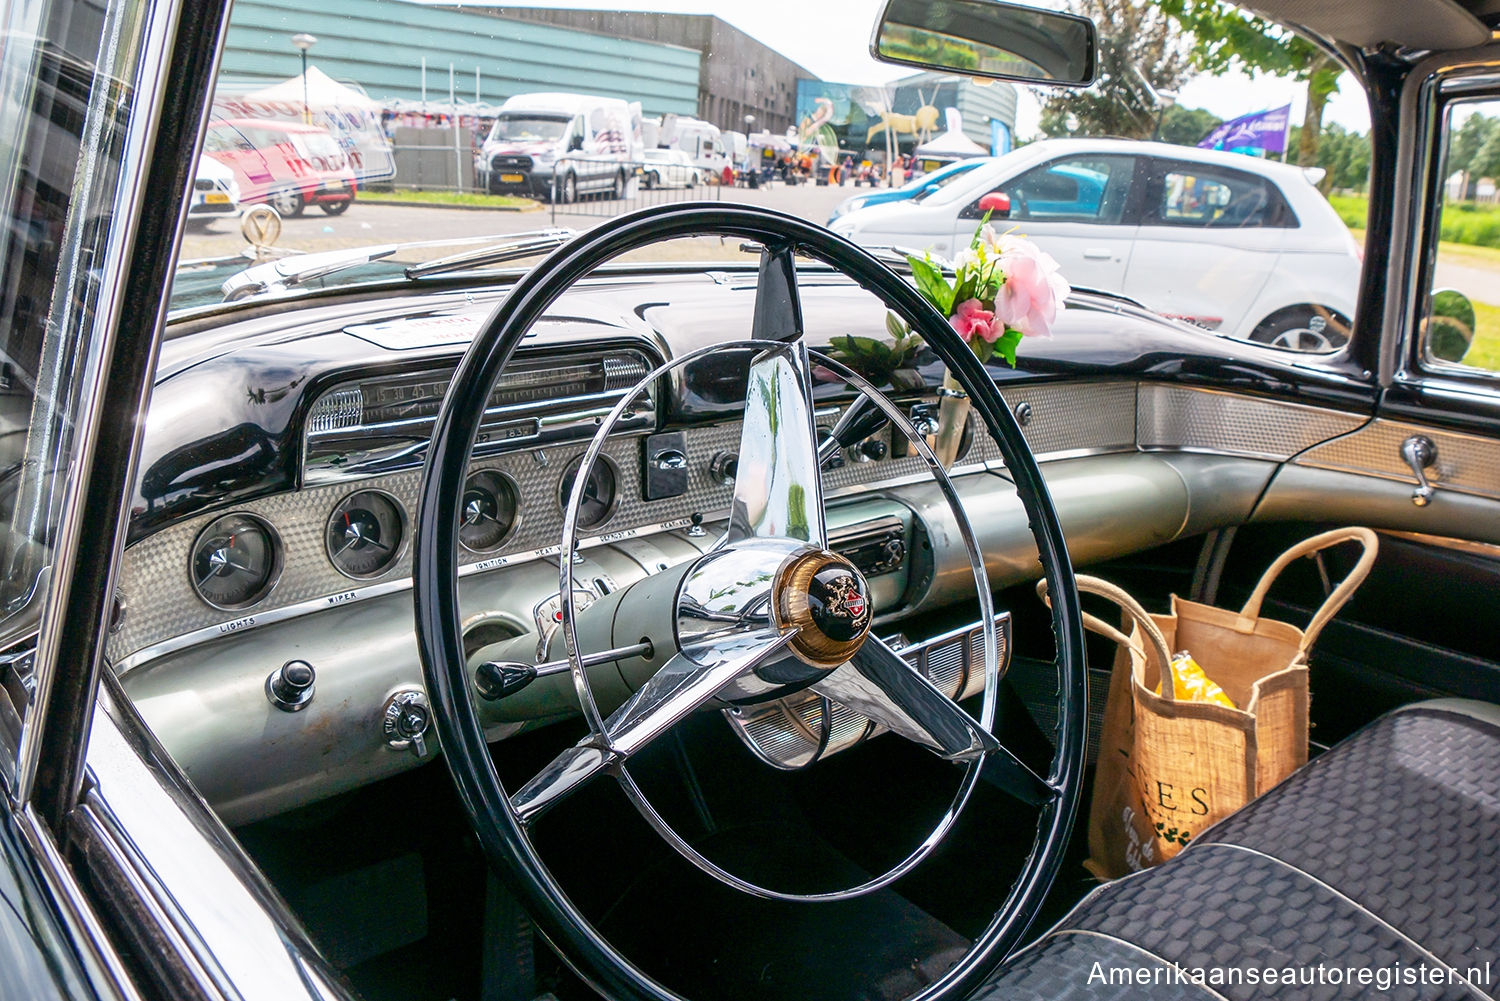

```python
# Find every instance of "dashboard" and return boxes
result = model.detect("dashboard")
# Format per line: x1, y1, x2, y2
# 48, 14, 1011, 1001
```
117, 271, 1412, 825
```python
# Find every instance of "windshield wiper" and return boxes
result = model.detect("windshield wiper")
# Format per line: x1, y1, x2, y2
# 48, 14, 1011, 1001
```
219, 228, 578, 303
404, 228, 576, 278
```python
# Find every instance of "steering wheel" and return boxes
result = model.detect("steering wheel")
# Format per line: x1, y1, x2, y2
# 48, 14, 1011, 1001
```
414, 203, 1087, 1001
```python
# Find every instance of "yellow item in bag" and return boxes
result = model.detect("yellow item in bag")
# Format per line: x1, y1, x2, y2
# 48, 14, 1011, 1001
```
1158, 651, 1237, 708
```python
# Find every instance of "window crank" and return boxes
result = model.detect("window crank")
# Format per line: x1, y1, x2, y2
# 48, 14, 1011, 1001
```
1400, 435, 1437, 507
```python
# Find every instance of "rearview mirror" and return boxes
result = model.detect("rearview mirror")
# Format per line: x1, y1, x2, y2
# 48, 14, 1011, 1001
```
1428, 288, 1476, 363
871, 0, 1097, 86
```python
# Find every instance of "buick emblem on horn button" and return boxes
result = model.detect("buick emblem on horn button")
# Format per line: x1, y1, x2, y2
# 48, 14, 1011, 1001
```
826, 574, 868, 624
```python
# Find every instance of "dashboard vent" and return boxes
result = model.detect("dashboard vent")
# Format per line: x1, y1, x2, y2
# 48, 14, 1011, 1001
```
308, 388, 365, 434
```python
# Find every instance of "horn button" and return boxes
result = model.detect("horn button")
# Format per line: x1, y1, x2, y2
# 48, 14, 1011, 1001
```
774, 550, 873, 669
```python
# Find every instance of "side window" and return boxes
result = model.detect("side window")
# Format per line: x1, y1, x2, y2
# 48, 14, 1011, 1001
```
1148, 162, 1294, 229
1421, 96, 1500, 371
965, 155, 1135, 223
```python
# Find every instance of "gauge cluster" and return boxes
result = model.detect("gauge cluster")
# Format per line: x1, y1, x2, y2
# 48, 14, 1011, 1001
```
190, 514, 282, 610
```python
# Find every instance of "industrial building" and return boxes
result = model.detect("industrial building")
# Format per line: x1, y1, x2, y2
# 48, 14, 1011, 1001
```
492, 8, 815, 136
218, 0, 702, 118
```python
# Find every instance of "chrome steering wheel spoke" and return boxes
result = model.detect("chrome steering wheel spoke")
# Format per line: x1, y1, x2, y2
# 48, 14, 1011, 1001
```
512, 622, 796, 825
726, 342, 826, 547
812, 635, 999, 762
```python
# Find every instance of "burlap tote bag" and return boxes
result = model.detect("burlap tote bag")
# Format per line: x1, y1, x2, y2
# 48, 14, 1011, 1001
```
1042, 527, 1378, 880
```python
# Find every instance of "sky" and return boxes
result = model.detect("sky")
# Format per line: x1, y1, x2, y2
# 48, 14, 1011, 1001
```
444, 0, 1374, 139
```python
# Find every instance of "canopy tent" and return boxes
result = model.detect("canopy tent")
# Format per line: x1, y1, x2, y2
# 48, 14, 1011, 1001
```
914, 128, 989, 159
245, 65, 377, 112
746, 130, 792, 153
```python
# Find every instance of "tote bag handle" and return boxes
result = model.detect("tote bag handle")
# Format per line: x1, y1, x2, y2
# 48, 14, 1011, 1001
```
1038, 575, 1174, 698
1237, 527, 1379, 652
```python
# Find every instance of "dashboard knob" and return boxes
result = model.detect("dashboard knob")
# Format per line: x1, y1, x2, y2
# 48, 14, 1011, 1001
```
266, 659, 315, 712
860, 439, 888, 461
382, 689, 432, 758
709, 450, 739, 486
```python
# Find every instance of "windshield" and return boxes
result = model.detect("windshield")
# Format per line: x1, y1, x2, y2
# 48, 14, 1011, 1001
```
168, 0, 1372, 355
490, 114, 570, 142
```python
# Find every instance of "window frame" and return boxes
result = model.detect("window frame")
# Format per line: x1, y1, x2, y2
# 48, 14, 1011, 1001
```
957, 152, 1145, 224
1140, 157, 1300, 230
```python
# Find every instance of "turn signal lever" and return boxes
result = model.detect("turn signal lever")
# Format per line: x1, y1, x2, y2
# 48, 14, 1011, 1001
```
475, 640, 654, 700
819, 394, 890, 465
1400, 435, 1437, 507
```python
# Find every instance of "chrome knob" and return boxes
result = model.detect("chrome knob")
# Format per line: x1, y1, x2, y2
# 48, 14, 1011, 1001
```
1400, 435, 1437, 507
709, 450, 739, 486
382, 689, 431, 757
266, 660, 315, 712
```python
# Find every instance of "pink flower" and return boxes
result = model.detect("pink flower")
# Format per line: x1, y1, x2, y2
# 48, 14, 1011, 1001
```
993, 236, 1070, 338
949, 297, 998, 343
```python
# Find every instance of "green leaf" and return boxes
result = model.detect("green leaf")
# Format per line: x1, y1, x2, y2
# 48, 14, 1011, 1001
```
970, 209, 993, 250
885, 310, 909, 340
994, 328, 1023, 368
907, 255, 955, 315
970, 336, 995, 364
953, 271, 978, 307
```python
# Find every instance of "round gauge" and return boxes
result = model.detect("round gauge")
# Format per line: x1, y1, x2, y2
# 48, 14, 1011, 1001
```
325, 489, 406, 579
190, 513, 281, 610
460, 470, 520, 552
559, 455, 619, 531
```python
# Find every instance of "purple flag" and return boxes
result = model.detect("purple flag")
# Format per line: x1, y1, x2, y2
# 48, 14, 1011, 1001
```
1198, 104, 1291, 154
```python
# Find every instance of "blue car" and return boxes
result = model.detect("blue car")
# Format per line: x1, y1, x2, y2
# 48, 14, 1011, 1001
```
827, 158, 989, 223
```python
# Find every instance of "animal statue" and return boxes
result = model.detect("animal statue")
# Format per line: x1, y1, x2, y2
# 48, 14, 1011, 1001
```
866, 91, 941, 143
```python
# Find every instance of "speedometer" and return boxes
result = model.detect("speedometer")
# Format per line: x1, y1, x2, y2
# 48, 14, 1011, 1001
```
326, 489, 406, 579
559, 455, 618, 531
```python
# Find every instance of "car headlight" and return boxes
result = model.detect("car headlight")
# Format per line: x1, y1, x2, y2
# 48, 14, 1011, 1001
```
227, 179, 241, 202
533, 149, 556, 164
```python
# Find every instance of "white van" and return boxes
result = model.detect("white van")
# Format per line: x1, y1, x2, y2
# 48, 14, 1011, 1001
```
658, 114, 726, 174
477, 92, 641, 202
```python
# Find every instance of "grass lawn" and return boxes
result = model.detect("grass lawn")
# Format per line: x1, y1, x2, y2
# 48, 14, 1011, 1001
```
359, 189, 539, 210
1466, 299, 1500, 369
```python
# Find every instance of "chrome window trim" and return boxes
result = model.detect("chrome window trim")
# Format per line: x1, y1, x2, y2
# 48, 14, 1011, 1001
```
16, 0, 187, 803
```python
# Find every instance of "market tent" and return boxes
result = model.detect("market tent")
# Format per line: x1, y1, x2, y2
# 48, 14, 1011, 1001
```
746, 130, 792, 153
914, 128, 989, 159
246, 66, 377, 112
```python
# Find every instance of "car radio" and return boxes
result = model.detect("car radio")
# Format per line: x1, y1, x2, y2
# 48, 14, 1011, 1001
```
829, 514, 908, 577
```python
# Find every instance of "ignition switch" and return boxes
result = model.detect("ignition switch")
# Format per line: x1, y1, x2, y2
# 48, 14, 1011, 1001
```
382, 689, 432, 758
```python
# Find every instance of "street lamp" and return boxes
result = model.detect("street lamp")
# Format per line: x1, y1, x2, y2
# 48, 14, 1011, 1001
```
291, 33, 317, 125
744, 114, 755, 133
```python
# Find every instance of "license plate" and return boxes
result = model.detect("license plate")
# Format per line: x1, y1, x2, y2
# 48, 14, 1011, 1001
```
500, 173, 524, 183
204, 192, 229, 204
324, 179, 345, 190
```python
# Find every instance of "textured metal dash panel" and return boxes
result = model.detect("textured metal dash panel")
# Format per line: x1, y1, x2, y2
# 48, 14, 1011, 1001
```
999, 381, 1137, 456
1138, 384, 1364, 459
1296, 418, 1500, 499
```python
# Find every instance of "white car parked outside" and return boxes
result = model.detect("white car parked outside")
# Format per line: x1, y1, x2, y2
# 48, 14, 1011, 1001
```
641, 149, 702, 189
829, 138, 1363, 350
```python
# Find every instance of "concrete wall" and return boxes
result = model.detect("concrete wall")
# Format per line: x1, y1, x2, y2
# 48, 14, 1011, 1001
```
491, 9, 814, 135
218, 0, 701, 117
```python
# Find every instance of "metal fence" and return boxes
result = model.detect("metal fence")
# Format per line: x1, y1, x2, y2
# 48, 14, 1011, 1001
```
541, 156, 724, 224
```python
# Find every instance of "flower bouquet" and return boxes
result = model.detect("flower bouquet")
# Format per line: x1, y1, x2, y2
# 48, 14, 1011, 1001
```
896, 218, 1071, 466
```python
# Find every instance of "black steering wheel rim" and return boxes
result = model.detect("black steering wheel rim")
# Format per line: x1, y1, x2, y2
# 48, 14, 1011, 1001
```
414, 202, 1088, 1001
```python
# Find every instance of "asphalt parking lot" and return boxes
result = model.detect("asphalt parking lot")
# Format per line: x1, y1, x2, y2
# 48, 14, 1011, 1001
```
179, 180, 862, 261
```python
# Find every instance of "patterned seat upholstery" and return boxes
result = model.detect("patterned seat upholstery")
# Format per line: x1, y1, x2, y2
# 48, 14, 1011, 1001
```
972, 700, 1500, 1000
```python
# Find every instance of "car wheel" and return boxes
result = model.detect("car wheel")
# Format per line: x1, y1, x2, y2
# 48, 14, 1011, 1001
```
320, 198, 351, 216
559, 172, 577, 204
269, 186, 304, 218
1249, 305, 1351, 352
612, 170, 626, 200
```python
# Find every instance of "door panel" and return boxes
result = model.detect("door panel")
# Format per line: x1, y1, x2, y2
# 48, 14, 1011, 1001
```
1123, 158, 1292, 333
956, 153, 1140, 295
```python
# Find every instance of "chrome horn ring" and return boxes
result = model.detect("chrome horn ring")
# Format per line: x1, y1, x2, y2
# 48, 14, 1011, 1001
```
521, 339, 1034, 901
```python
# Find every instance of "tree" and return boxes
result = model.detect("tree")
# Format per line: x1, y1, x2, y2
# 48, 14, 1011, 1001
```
1448, 112, 1499, 194
1157, 105, 1221, 147
1286, 123, 1371, 192
1039, 0, 1193, 140
1160, 0, 1342, 167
